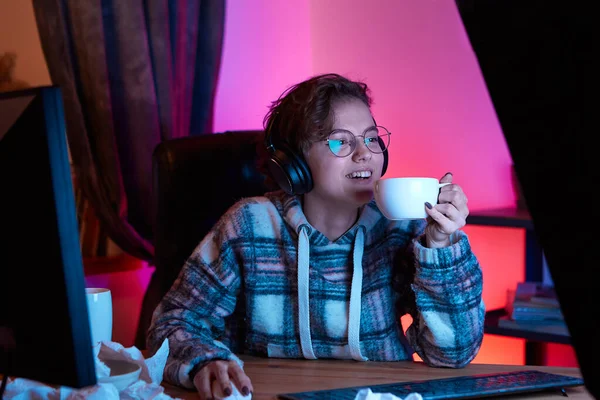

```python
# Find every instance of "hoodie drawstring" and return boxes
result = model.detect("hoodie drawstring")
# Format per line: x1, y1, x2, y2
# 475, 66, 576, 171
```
297, 225, 367, 361
348, 227, 368, 361
298, 226, 317, 359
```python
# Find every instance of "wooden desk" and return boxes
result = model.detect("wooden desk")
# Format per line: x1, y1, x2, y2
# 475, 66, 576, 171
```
162, 356, 592, 399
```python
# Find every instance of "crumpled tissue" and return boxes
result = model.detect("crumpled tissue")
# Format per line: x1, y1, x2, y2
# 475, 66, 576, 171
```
3, 338, 179, 400
354, 388, 423, 400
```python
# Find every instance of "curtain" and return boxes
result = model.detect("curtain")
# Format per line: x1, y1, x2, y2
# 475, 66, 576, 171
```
32, 0, 225, 261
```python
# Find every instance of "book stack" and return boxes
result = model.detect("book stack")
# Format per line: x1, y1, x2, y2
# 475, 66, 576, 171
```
499, 282, 569, 336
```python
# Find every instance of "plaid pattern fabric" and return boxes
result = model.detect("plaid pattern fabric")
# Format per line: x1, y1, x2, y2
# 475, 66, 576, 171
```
147, 190, 485, 389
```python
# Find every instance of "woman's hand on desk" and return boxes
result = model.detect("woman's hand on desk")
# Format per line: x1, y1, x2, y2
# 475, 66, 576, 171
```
194, 359, 253, 399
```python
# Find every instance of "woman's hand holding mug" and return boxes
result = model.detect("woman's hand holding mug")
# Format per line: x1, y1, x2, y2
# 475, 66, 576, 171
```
423, 172, 469, 248
373, 172, 469, 248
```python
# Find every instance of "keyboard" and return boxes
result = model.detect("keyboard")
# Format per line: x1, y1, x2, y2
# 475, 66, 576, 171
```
278, 370, 585, 399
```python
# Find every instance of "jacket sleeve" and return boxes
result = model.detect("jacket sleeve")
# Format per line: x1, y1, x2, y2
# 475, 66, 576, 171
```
405, 230, 485, 368
146, 212, 243, 389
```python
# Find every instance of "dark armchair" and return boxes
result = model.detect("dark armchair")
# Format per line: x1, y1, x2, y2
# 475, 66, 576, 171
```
135, 130, 270, 348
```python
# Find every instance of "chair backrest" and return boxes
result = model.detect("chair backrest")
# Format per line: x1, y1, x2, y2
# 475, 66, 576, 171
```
154, 129, 270, 282
136, 130, 270, 348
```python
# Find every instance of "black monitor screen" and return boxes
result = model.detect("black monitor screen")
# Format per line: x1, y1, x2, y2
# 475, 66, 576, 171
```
455, 1, 598, 398
0, 86, 96, 389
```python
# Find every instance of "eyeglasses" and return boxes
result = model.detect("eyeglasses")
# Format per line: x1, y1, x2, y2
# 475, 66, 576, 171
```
323, 126, 391, 158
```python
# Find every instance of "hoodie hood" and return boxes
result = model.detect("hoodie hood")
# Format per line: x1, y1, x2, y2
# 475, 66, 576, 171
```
268, 190, 384, 244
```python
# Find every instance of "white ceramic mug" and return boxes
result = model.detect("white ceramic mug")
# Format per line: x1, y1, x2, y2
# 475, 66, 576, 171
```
374, 177, 450, 220
86, 288, 113, 345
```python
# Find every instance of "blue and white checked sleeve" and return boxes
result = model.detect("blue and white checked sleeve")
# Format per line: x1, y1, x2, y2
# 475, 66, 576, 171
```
146, 216, 243, 389
406, 230, 485, 368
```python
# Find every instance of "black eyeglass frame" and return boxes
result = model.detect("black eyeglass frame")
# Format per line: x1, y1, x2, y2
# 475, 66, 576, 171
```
322, 126, 391, 158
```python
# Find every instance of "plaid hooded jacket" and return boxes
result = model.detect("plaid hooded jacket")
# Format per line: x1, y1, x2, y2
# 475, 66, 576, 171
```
147, 190, 485, 389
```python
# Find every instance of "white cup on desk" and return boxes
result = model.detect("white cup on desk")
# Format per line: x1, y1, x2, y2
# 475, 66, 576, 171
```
86, 288, 113, 345
374, 177, 450, 220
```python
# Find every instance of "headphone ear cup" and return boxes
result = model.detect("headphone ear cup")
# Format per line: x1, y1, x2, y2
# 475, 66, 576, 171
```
378, 137, 389, 177
381, 149, 388, 177
267, 142, 313, 195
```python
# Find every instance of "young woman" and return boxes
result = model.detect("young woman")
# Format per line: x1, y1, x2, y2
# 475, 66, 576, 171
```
147, 73, 485, 400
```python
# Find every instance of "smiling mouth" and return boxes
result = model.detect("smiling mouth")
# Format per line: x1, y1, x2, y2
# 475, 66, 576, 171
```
346, 171, 372, 179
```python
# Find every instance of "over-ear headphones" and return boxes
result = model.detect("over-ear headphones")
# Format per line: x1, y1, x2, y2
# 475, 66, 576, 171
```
264, 114, 313, 195
264, 117, 389, 195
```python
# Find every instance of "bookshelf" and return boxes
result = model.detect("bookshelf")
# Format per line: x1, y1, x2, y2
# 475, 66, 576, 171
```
466, 208, 563, 365
467, 208, 545, 282
484, 309, 570, 345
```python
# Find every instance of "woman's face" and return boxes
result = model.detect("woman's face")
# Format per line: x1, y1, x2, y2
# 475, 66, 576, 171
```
304, 98, 385, 208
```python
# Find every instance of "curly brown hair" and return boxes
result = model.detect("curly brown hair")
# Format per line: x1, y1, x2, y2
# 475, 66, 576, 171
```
255, 73, 373, 188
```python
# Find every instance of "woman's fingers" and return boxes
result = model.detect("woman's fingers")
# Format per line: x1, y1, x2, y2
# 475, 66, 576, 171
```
194, 360, 253, 400
426, 174, 470, 246
439, 172, 453, 184
425, 203, 466, 244
215, 362, 233, 397
438, 184, 469, 217
426, 203, 456, 233
229, 361, 254, 397
193, 366, 214, 400
434, 203, 466, 228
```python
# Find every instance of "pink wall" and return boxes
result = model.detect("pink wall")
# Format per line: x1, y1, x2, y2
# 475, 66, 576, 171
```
310, 0, 514, 209
214, 0, 541, 365
214, 0, 313, 131
215, 0, 514, 210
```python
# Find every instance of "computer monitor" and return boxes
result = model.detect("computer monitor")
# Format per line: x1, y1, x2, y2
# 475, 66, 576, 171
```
455, 1, 598, 398
0, 86, 97, 390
